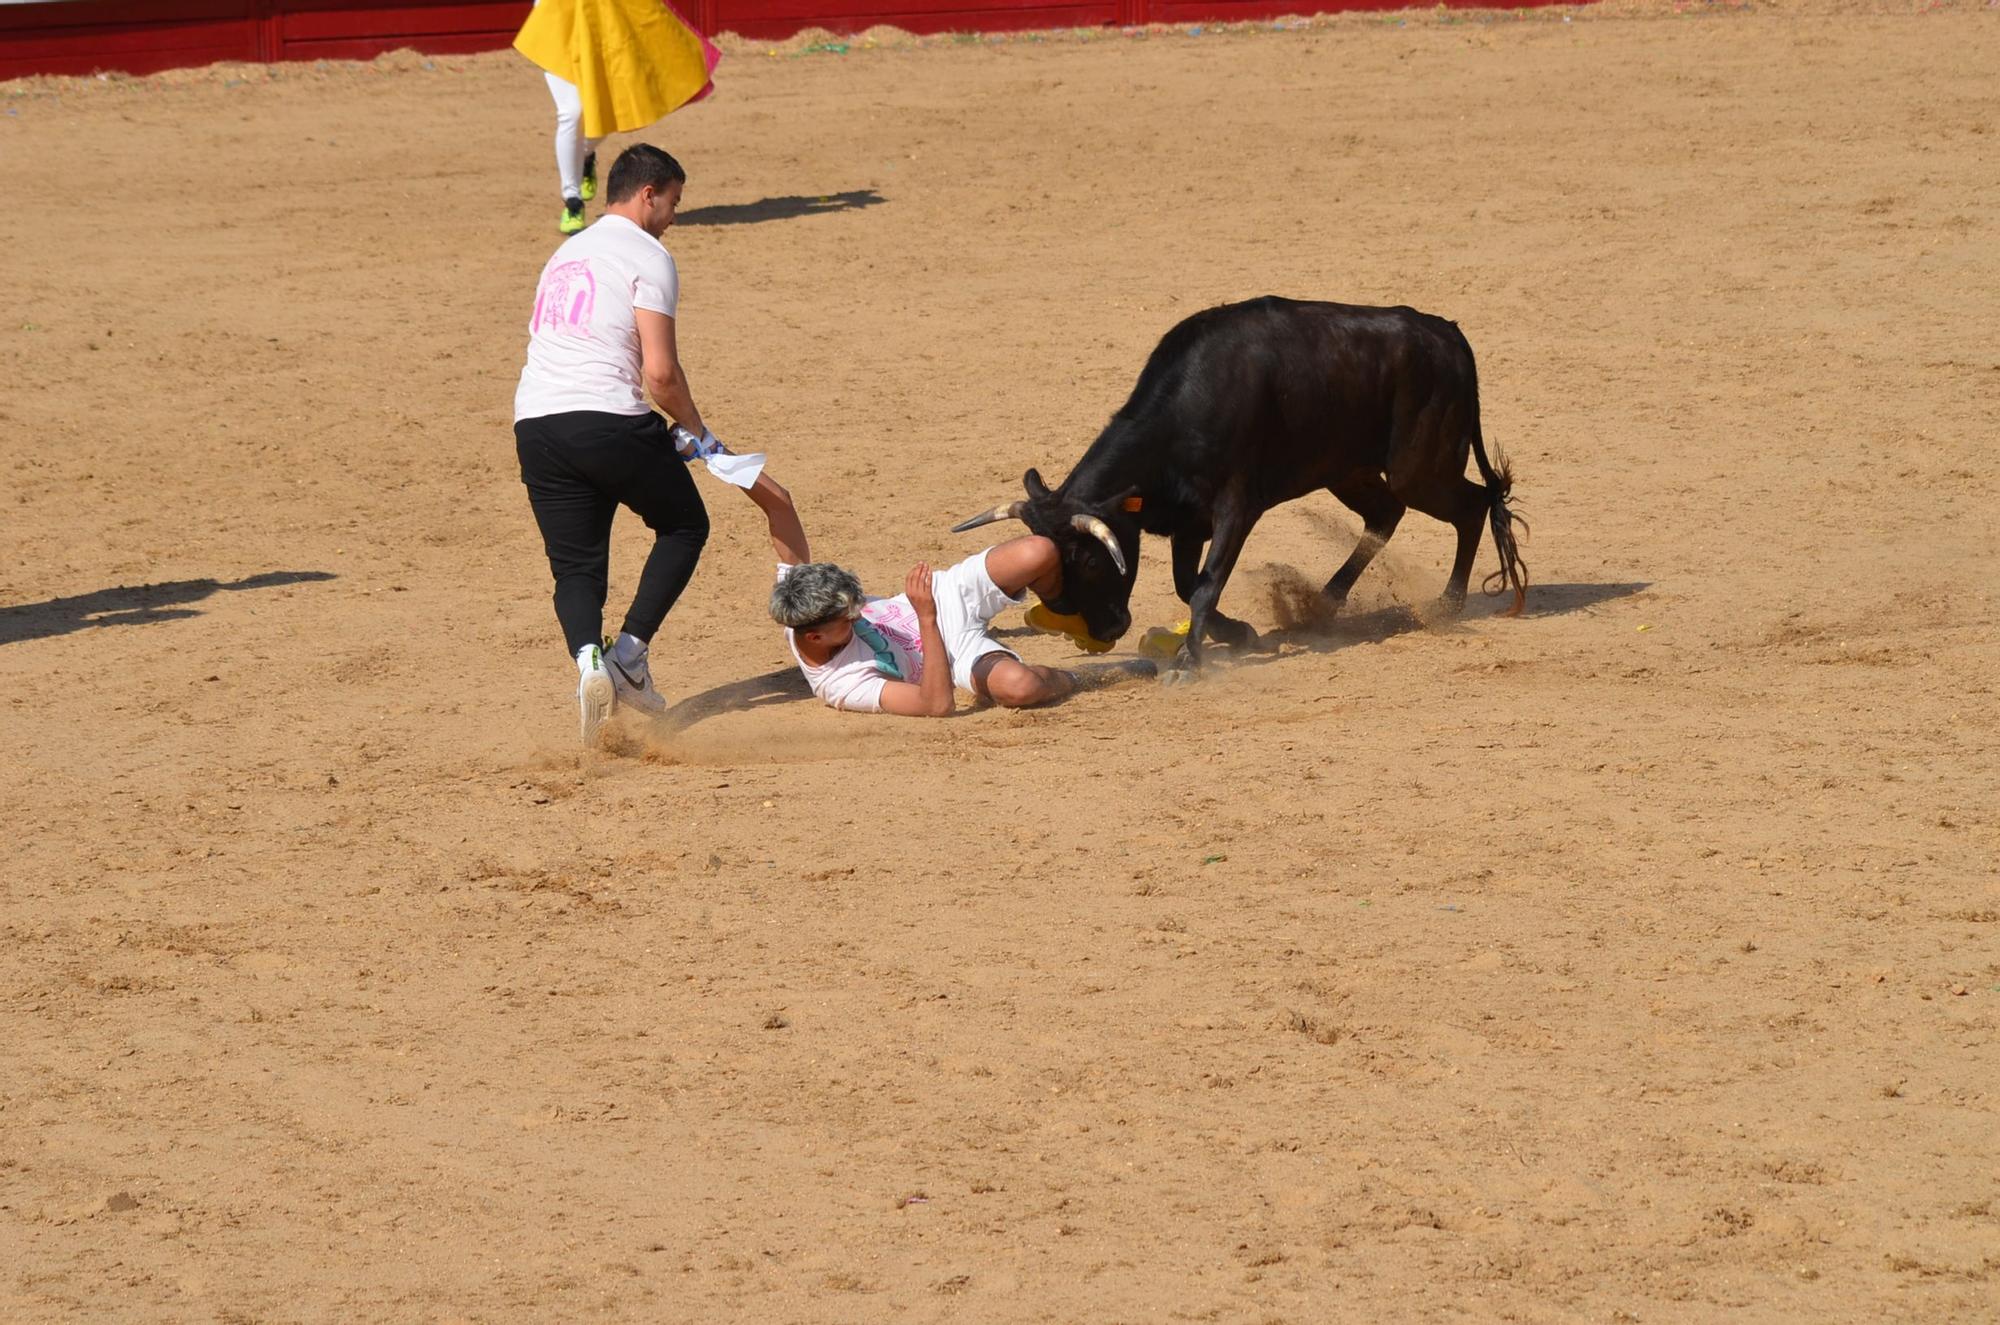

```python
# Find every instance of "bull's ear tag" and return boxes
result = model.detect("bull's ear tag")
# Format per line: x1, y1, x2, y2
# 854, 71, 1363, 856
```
1121, 496, 1144, 513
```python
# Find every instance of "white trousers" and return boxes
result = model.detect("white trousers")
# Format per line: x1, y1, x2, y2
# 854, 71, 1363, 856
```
545, 71, 603, 201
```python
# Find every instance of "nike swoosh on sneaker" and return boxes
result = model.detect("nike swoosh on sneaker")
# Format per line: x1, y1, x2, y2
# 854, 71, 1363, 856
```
606, 656, 667, 712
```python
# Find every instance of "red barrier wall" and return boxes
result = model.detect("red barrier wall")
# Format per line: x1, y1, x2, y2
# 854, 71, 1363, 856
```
0, 2, 529, 78
0, 0, 1564, 81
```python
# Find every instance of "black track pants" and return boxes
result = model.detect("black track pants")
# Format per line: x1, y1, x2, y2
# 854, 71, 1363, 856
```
515, 410, 710, 657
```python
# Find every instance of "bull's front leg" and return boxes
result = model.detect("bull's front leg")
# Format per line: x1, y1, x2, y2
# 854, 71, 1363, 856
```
1172, 527, 1259, 653
1171, 529, 1202, 604
1165, 500, 1256, 682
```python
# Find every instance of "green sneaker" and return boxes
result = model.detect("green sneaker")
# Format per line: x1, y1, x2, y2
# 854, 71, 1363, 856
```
579, 150, 598, 202
558, 196, 585, 236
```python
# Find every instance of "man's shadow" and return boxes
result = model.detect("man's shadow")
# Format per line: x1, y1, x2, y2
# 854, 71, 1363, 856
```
675, 189, 884, 227
663, 666, 813, 731
0, 570, 337, 647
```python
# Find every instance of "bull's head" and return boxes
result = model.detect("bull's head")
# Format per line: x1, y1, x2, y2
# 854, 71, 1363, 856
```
951, 468, 1141, 644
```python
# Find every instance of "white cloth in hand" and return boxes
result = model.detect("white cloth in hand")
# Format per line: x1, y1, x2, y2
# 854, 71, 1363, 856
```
670, 423, 766, 489
702, 449, 765, 488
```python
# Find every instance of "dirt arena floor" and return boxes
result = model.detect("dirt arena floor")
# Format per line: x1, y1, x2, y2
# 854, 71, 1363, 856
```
3, 2, 1997, 1319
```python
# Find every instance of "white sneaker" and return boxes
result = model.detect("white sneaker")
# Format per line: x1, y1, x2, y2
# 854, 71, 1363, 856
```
577, 643, 614, 746
605, 643, 668, 717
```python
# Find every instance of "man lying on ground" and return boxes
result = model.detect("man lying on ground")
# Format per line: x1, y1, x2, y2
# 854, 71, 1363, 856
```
745, 479, 1140, 716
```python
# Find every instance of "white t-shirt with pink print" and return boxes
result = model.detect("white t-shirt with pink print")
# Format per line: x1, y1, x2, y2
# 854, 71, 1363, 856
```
777, 566, 926, 714
514, 213, 680, 422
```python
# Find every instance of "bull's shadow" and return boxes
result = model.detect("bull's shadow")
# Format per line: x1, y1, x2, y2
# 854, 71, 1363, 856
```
0, 570, 337, 647
662, 666, 813, 732
994, 581, 1652, 662
675, 190, 884, 227
1466, 580, 1651, 619
1245, 579, 1653, 658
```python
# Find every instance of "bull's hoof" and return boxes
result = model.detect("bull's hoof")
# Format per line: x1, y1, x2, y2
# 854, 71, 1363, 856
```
1159, 647, 1203, 685
1430, 589, 1468, 619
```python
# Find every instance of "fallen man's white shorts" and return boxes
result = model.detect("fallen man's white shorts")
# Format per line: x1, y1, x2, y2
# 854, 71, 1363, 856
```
932, 548, 1025, 692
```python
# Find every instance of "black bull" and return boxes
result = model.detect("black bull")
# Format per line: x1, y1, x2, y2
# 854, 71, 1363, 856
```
952, 296, 1529, 670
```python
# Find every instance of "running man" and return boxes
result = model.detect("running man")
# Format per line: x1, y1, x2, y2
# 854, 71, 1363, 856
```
513, 143, 716, 745
747, 481, 1145, 717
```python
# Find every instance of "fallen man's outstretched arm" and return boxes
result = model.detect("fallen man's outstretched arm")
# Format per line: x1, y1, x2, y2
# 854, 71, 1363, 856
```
745, 472, 809, 565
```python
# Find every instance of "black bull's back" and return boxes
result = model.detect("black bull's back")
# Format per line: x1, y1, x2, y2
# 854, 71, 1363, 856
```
1065, 298, 1483, 520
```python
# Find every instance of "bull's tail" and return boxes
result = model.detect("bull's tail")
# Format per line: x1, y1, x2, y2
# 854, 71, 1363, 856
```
1469, 429, 1529, 617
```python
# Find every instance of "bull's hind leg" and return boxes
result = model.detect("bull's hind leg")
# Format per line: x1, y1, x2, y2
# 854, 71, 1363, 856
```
1172, 527, 1258, 650
1323, 474, 1407, 611
1399, 476, 1491, 615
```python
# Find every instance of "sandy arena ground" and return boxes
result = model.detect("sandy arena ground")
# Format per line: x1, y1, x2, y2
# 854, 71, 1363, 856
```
2, 3, 1997, 1319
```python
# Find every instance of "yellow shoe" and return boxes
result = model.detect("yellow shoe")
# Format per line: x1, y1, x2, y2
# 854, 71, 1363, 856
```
1137, 620, 1192, 660
558, 197, 585, 235
1024, 602, 1115, 654
579, 150, 598, 202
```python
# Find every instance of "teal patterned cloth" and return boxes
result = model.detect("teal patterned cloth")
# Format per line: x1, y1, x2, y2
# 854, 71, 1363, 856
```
851, 617, 904, 681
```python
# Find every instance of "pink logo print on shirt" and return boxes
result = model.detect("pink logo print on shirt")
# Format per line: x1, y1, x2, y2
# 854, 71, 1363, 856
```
532, 260, 596, 337
863, 599, 924, 666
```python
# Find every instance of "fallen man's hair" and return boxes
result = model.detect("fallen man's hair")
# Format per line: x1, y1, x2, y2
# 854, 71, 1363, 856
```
771, 563, 865, 629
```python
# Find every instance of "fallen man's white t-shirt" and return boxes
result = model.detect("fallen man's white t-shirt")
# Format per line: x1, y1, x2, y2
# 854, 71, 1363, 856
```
514, 214, 680, 422
776, 565, 926, 714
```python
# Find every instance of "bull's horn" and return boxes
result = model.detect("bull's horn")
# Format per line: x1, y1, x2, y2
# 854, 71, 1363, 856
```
950, 501, 1027, 533
1070, 514, 1128, 576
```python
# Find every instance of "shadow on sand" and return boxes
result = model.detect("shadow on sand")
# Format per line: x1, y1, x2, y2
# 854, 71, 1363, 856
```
657, 655, 1159, 728
663, 666, 814, 732
995, 582, 1651, 663
675, 190, 884, 227
0, 570, 339, 647
643, 585, 1645, 722
1239, 579, 1653, 662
